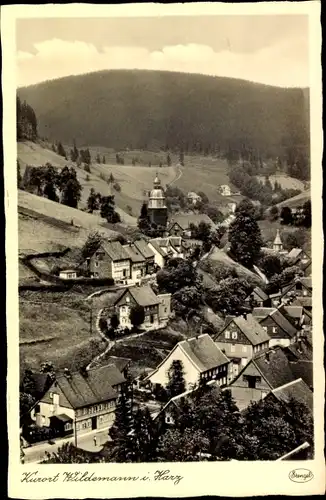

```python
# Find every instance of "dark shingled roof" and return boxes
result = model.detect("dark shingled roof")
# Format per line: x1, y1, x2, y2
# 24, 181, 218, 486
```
102, 241, 131, 262
287, 248, 304, 260
133, 239, 155, 260
50, 413, 73, 423
180, 334, 229, 372
253, 348, 296, 389
252, 307, 276, 319
169, 213, 215, 230
269, 309, 297, 338
282, 339, 312, 362
123, 244, 146, 263
148, 239, 171, 257
251, 287, 269, 301
271, 378, 313, 411
128, 285, 161, 307
292, 297, 312, 308
229, 314, 271, 346
55, 364, 125, 409
91, 355, 131, 372
289, 361, 313, 388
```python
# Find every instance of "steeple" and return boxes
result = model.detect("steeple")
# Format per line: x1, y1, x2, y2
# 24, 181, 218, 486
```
273, 229, 283, 252
147, 173, 168, 229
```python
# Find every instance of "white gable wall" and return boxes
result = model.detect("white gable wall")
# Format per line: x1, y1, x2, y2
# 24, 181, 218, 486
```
148, 345, 200, 390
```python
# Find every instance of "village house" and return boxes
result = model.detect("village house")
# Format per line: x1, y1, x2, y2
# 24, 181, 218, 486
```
187, 192, 202, 205
277, 304, 306, 330
219, 184, 232, 197
145, 333, 230, 391
112, 285, 171, 329
214, 314, 270, 382
252, 307, 298, 347
155, 379, 222, 427
245, 286, 271, 308
59, 269, 78, 280
86, 241, 131, 283
167, 213, 215, 238
122, 242, 146, 284
228, 347, 301, 410
287, 248, 311, 275
280, 276, 312, 310
30, 364, 126, 437
148, 236, 183, 268
133, 239, 155, 275
263, 378, 313, 413
89, 355, 132, 379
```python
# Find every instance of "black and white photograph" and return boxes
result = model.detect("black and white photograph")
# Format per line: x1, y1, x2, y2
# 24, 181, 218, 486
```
3, 1, 324, 498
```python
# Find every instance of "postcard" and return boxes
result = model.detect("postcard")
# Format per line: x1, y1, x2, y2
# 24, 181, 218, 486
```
3, 1, 324, 498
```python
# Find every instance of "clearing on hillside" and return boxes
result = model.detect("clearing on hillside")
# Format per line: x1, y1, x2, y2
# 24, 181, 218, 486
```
257, 174, 307, 191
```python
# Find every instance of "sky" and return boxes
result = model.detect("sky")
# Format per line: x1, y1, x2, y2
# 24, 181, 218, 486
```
16, 15, 309, 88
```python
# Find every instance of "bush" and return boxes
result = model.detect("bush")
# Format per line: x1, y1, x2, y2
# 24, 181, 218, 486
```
84, 164, 91, 173
113, 182, 121, 193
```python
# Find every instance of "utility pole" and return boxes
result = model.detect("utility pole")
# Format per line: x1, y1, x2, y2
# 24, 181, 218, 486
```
90, 299, 93, 336
74, 414, 78, 448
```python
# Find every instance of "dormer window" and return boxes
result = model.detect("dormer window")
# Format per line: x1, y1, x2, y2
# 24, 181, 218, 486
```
225, 331, 230, 339
126, 296, 130, 303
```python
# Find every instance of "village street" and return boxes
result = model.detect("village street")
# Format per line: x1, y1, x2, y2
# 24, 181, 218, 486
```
23, 428, 110, 464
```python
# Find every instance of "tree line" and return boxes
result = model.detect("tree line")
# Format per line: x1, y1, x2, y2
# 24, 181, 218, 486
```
17, 96, 38, 141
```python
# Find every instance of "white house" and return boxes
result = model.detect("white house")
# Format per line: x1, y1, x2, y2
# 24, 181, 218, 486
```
59, 269, 77, 279
145, 333, 230, 391
187, 192, 202, 205
219, 185, 232, 197
148, 237, 183, 268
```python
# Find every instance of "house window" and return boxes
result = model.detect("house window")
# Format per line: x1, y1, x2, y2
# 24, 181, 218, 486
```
244, 375, 261, 389
126, 297, 130, 303
164, 307, 167, 313
94, 272, 99, 277
272, 327, 277, 334
166, 416, 172, 424
49, 392, 53, 399
95, 261, 99, 267
231, 332, 238, 340
225, 331, 230, 339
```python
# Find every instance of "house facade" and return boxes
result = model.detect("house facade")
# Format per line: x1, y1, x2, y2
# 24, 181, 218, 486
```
187, 192, 202, 205
245, 287, 270, 308
123, 243, 146, 284
214, 314, 270, 382
87, 241, 131, 282
252, 308, 298, 347
228, 347, 298, 410
30, 364, 126, 437
219, 185, 232, 196
133, 239, 155, 275
59, 269, 77, 280
145, 333, 230, 391
287, 248, 311, 275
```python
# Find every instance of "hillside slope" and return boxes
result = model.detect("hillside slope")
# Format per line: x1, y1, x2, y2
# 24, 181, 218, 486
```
18, 70, 309, 156
18, 140, 179, 221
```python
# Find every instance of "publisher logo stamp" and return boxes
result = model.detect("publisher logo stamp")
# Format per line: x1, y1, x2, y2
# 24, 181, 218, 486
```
289, 469, 314, 483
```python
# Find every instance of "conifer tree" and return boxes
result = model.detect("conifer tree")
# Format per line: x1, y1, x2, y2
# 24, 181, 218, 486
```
228, 199, 263, 268
166, 360, 186, 399
57, 142, 66, 158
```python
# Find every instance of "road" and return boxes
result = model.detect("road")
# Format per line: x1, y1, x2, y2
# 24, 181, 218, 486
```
23, 428, 110, 464
169, 166, 183, 186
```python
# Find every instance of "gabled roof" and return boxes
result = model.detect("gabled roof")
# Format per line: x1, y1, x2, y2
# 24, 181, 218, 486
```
123, 244, 146, 263
300, 277, 312, 290
279, 305, 304, 319
146, 334, 229, 381
269, 309, 297, 338
250, 287, 269, 301
31, 372, 52, 396
289, 361, 313, 388
292, 297, 312, 308
169, 213, 215, 230
252, 307, 276, 319
52, 364, 126, 409
158, 379, 222, 417
91, 355, 131, 372
252, 347, 297, 389
115, 285, 160, 307
133, 239, 155, 260
287, 248, 304, 260
271, 378, 313, 411
148, 239, 170, 257
180, 334, 229, 372
218, 314, 270, 346
101, 241, 131, 262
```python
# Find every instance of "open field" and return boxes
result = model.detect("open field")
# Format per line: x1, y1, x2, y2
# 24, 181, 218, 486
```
275, 189, 311, 209
257, 174, 307, 191
258, 219, 311, 254
19, 289, 107, 373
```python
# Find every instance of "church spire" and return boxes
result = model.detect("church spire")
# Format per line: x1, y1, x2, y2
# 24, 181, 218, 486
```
273, 229, 283, 251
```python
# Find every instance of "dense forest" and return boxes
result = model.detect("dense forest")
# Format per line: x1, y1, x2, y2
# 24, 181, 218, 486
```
18, 70, 310, 159
17, 96, 38, 141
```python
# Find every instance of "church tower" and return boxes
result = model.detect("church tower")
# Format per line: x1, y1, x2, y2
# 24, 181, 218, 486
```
147, 174, 168, 228
273, 229, 283, 252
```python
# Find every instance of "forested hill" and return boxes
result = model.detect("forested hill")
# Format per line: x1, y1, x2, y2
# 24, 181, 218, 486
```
18, 70, 309, 156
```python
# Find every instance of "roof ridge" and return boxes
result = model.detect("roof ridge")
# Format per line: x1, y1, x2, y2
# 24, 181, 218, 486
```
272, 378, 303, 393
